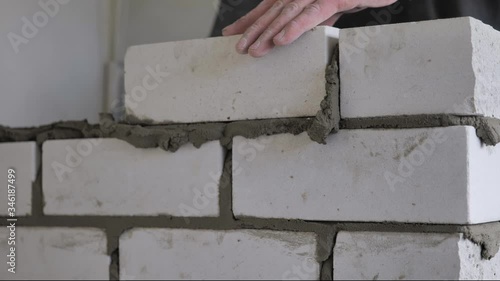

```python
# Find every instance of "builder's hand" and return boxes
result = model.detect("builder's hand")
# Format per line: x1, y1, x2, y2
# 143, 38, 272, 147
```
222, 0, 397, 57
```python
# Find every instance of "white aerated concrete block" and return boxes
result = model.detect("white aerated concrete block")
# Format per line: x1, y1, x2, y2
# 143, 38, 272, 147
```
125, 27, 339, 124
0, 227, 109, 279
233, 126, 500, 224
334, 232, 500, 280
43, 139, 224, 216
340, 17, 500, 118
0, 142, 38, 216
120, 229, 319, 280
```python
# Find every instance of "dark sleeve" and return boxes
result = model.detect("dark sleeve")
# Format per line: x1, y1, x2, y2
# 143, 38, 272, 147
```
336, 0, 500, 31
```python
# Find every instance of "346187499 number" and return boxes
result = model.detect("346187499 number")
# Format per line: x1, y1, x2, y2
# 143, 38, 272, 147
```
7, 168, 16, 217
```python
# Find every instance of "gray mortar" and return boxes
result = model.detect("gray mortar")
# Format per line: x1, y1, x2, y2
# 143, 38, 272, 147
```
3, 114, 498, 153
0, 114, 313, 153
334, 222, 500, 260
222, 118, 311, 148
307, 45, 341, 144
320, 253, 334, 280
342, 114, 500, 146
464, 223, 500, 260
122, 114, 157, 126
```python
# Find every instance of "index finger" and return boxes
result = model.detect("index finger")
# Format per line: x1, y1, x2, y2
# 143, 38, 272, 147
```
274, 0, 338, 46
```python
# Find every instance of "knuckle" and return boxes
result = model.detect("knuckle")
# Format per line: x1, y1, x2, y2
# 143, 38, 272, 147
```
273, 0, 286, 9
248, 22, 263, 32
288, 19, 300, 28
267, 22, 285, 33
262, 28, 275, 37
304, 3, 321, 15
283, 2, 301, 14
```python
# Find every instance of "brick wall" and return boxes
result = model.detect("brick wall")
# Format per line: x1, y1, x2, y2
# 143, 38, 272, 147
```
1, 17, 500, 280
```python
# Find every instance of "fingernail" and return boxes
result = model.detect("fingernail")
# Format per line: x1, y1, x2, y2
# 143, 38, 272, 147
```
236, 38, 247, 52
274, 30, 286, 42
222, 27, 229, 35
249, 40, 261, 50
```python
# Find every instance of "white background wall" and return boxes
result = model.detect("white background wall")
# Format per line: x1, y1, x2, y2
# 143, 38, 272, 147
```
117, 0, 218, 59
0, 0, 218, 128
0, 0, 110, 127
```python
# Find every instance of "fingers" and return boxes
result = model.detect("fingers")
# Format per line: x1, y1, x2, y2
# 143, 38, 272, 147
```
248, 0, 316, 57
222, 0, 277, 36
225, 0, 398, 58
274, 0, 338, 46
234, 0, 293, 54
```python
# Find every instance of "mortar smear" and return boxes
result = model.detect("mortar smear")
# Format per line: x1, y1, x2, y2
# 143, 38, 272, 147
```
307, 45, 340, 144
464, 223, 500, 260
0, 114, 312, 152
342, 115, 500, 146
2, 114, 499, 150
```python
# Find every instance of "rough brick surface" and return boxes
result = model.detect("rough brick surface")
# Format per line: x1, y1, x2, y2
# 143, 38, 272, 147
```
0, 227, 109, 279
43, 139, 224, 216
125, 27, 339, 124
0, 142, 38, 216
2, 15, 500, 281
120, 229, 319, 280
334, 232, 500, 280
340, 17, 500, 118
233, 127, 500, 224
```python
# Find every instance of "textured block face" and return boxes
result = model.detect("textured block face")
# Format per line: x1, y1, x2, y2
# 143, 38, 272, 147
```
470, 18, 500, 119
0, 142, 38, 216
233, 127, 500, 224
43, 139, 224, 216
333, 232, 500, 280
0, 228, 109, 280
458, 236, 500, 280
119, 229, 319, 280
125, 27, 339, 124
340, 17, 500, 118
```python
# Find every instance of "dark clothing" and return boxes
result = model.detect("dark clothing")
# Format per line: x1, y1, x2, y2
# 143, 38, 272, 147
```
211, 0, 500, 37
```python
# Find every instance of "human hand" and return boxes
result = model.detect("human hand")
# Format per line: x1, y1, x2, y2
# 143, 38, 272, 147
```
222, 0, 397, 57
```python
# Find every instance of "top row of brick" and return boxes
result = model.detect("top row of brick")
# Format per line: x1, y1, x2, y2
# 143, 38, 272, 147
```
124, 17, 500, 124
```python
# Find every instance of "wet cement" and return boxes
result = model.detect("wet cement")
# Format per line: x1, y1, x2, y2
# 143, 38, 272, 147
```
0, 114, 312, 152
342, 115, 500, 146
307, 45, 340, 144
2, 113, 498, 155
464, 223, 500, 260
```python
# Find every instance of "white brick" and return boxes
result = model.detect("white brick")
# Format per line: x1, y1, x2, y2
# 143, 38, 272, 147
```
340, 17, 500, 118
0, 227, 109, 279
43, 139, 224, 216
0, 142, 38, 216
125, 27, 339, 124
233, 126, 500, 224
334, 232, 500, 280
119, 229, 319, 280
